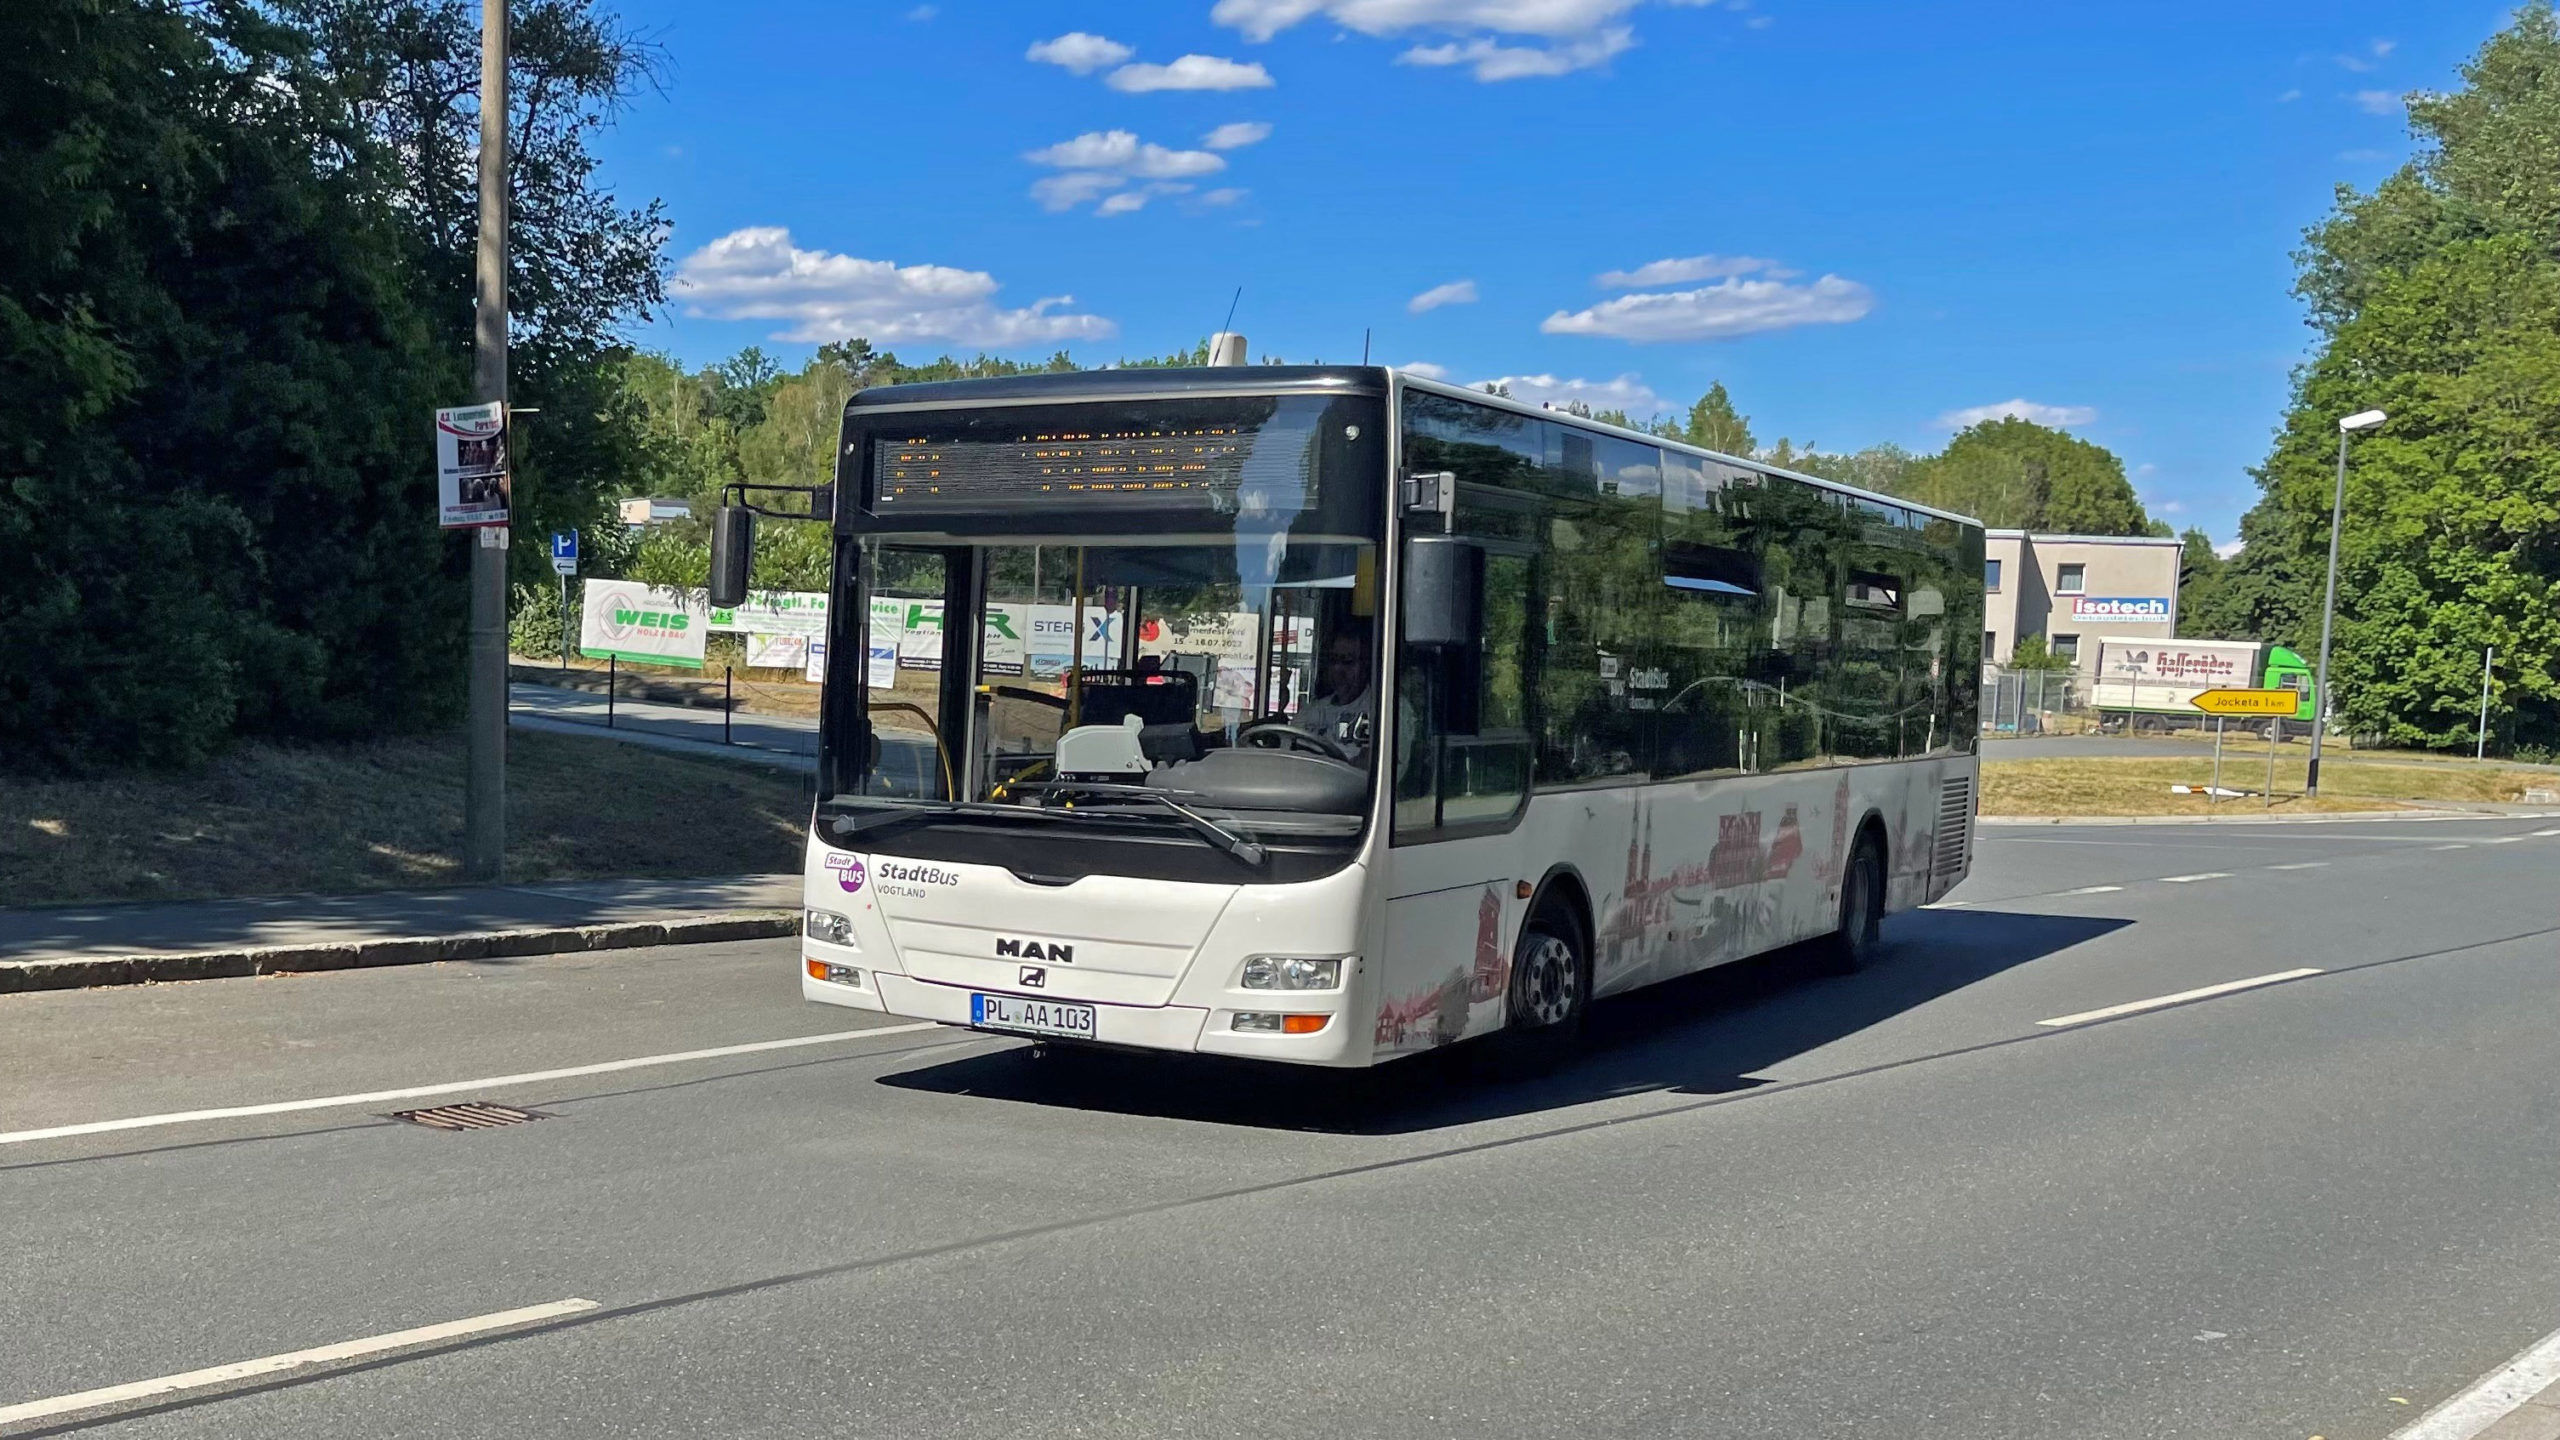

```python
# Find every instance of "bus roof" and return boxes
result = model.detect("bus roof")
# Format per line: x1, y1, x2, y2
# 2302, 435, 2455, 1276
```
839, 365, 1982, 531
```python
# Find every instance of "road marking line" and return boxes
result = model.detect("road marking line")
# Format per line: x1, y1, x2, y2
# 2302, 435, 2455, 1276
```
2158, 872, 2232, 883
2060, 885, 2124, 895
0, 1022, 944, 1149
2387, 1321, 2560, 1440
2536, 828, 2560, 838
2476, 836, 2521, 844
2036, 968, 2324, 1028
2431, 843, 2474, 851
0, 1298, 600, 1425
2265, 861, 2329, 870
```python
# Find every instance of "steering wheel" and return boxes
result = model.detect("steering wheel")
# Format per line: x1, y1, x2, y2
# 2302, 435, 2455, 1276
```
1236, 720, 1359, 764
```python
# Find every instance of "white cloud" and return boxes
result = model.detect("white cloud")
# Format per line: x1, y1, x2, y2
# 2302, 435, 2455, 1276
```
2338, 148, 2392, 163
1025, 130, 1226, 179
906, 4, 937, 19
1202, 121, 1273, 150
2353, 88, 2399, 115
2337, 38, 2395, 72
1400, 361, 1451, 379
1027, 31, 1133, 74
1407, 279, 1479, 313
1029, 172, 1122, 212
1024, 131, 1234, 214
2276, 88, 2302, 103
1106, 55, 1276, 92
1199, 187, 1251, 206
1542, 273, 1874, 342
1217, 0, 1727, 80
671, 227, 1115, 348
2215, 538, 2245, 559
1933, 398, 2098, 430
1595, 254, 1781, 288
1216, 0, 1643, 43
1397, 26, 1632, 80
1470, 371, 1666, 415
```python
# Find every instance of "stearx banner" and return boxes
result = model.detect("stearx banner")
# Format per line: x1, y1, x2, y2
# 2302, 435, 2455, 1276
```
435, 402, 510, 528
579, 578, 707, 669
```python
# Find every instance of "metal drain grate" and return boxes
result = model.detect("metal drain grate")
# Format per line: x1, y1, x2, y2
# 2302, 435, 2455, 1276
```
389, 1102, 550, 1131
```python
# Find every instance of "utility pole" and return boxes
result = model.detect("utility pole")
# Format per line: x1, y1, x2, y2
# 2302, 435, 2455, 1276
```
2478, 645, 2495, 761
464, 0, 509, 880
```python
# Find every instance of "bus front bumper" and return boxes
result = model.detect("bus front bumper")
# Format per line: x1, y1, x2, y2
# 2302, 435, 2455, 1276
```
802, 970, 1367, 1066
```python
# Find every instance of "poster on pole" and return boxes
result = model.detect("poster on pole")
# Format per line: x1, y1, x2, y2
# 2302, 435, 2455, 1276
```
435, 402, 511, 528
579, 578, 707, 669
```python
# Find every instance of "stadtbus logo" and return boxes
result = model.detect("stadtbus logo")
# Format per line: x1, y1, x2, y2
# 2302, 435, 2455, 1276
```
823, 853, 866, 893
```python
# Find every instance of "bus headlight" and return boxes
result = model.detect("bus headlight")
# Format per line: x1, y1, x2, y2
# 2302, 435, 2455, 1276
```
1240, 956, 1343, 991
805, 909, 857, 947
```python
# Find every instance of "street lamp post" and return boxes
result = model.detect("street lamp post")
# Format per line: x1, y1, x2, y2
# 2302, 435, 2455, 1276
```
2307, 407, 2386, 797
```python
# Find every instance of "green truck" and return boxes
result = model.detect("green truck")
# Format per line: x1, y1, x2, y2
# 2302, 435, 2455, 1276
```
2092, 639, 2318, 736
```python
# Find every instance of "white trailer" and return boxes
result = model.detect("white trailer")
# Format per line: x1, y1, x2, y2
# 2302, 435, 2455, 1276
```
2093, 639, 2315, 735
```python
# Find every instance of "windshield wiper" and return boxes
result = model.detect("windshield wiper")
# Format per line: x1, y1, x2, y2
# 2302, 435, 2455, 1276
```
819, 800, 1064, 842
1026, 782, 1267, 866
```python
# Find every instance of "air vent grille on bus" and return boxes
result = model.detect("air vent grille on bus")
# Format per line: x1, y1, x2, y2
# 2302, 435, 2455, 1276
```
1934, 776, 1973, 878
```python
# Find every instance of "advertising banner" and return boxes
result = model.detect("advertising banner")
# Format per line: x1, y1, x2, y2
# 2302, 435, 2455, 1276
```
435, 402, 510, 529
894, 597, 945, 671
808, 637, 831, 687
1027, 604, 1124, 678
708, 591, 828, 636
579, 578, 707, 669
745, 632, 810, 670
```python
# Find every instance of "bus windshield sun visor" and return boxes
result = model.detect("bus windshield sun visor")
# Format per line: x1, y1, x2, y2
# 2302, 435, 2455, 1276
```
1662, 539, 1760, 598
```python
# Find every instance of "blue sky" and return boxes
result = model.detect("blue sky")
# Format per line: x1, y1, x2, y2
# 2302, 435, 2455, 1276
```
595, 0, 2509, 546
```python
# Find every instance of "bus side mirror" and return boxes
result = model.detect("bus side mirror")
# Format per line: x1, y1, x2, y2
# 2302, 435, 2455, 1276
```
1402, 535, 1478, 649
708, 504, 754, 609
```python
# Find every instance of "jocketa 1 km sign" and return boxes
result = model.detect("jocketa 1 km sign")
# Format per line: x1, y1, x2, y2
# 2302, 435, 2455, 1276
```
579, 578, 707, 669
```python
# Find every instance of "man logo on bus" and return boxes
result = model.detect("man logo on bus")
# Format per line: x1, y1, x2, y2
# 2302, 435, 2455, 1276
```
996, 936, 1074, 964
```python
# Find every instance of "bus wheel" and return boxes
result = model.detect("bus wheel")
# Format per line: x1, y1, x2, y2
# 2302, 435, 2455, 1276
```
1827, 836, 1887, 974
1501, 908, 1589, 1063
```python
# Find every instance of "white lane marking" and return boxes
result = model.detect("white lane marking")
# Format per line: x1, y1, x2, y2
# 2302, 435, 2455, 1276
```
2388, 1321, 2560, 1440
2266, 861, 2330, 870
0, 1022, 944, 1149
2536, 828, 2560, 838
0, 1298, 599, 1426
2476, 836, 2521, 845
2431, 843, 2474, 851
2158, 872, 2232, 883
2060, 885, 2124, 895
2036, 968, 2324, 1028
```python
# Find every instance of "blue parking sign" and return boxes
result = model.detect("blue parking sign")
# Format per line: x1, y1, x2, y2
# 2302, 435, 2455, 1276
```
549, 531, 578, 576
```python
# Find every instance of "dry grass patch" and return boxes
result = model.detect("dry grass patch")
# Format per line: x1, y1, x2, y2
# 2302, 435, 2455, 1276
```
1982, 754, 2545, 818
1, 730, 809, 906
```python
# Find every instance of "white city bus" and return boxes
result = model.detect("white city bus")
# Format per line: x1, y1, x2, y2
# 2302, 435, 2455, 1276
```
717, 365, 1984, 1067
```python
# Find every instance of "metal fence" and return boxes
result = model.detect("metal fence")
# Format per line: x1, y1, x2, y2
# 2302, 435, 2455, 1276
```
1978, 665, 2096, 736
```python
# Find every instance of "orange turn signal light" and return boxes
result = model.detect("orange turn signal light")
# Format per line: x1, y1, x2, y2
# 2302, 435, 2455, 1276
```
1281, 1014, 1329, 1035
805, 957, 827, 981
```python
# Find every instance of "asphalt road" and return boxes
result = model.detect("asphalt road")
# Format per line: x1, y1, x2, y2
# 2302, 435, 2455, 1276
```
6, 814, 2560, 1438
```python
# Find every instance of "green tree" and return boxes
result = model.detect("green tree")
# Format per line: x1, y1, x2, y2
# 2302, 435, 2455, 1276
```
1, 0, 464, 767
1682, 382, 1755, 456
2221, 5, 2560, 750
2008, 635, 2074, 671
1900, 416, 2151, 534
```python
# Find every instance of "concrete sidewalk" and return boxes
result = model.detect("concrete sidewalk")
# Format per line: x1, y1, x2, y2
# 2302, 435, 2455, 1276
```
0, 874, 801, 994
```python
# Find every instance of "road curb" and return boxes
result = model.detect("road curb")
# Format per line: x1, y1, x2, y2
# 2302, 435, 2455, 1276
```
1977, 808, 2547, 827
0, 912, 801, 996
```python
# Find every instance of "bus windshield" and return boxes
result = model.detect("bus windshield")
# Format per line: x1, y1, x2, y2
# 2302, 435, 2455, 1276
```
817, 390, 1388, 875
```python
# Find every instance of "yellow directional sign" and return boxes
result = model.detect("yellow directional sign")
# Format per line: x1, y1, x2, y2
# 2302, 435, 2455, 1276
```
2190, 687, 2300, 716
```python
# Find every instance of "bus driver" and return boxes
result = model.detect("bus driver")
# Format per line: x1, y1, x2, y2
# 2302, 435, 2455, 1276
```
1295, 628, 1376, 758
